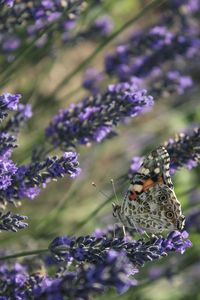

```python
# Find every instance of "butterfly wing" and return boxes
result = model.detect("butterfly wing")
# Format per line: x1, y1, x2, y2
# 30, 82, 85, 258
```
137, 146, 173, 189
116, 146, 185, 233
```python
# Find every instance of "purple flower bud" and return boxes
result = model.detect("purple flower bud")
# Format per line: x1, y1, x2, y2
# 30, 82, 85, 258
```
0, 211, 28, 232
0, 157, 17, 190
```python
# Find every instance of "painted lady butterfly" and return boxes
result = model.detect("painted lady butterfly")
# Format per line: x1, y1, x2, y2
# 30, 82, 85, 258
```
113, 146, 185, 234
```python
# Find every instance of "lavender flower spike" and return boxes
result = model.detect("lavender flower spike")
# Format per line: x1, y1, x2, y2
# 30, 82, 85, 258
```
49, 231, 191, 267
0, 93, 21, 120
0, 151, 81, 206
0, 211, 28, 232
165, 127, 200, 172
0, 251, 137, 298
129, 127, 200, 177
46, 81, 154, 149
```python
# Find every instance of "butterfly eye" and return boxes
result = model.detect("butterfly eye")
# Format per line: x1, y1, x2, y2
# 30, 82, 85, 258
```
165, 211, 174, 219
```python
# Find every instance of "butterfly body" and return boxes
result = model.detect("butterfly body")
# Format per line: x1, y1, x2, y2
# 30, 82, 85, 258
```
113, 146, 185, 234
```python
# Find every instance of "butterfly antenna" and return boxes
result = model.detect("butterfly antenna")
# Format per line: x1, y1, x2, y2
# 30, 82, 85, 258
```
110, 178, 120, 205
92, 182, 109, 199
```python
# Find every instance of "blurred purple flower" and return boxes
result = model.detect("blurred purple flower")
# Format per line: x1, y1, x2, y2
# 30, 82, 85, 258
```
90, 15, 114, 37
0, 0, 87, 61
185, 208, 200, 233
0, 251, 137, 298
150, 70, 193, 99
1, 0, 14, 7
2, 36, 21, 52
82, 69, 104, 95
105, 25, 196, 81
128, 156, 143, 179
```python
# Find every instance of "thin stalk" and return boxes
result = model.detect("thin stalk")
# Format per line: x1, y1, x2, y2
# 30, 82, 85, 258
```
71, 195, 113, 235
0, 248, 48, 261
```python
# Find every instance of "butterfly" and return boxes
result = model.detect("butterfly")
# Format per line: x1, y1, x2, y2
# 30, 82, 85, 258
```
113, 146, 185, 234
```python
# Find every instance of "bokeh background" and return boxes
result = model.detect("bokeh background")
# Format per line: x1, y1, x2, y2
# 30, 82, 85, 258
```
1, 0, 200, 299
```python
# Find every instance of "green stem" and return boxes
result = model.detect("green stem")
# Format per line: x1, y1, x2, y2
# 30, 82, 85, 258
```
71, 195, 113, 235
50, 0, 167, 97
0, 248, 48, 261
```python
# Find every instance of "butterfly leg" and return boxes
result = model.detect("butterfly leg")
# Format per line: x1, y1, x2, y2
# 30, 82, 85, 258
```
113, 222, 117, 238
122, 225, 126, 238
144, 231, 150, 239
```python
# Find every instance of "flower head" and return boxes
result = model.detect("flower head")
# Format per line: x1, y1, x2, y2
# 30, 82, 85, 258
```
0, 151, 81, 206
0, 93, 21, 120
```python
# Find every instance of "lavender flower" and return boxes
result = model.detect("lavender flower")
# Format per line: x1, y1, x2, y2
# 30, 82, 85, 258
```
0, 151, 81, 206
63, 15, 113, 44
165, 127, 200, 172
36, 251, 137, 298
167, 0, 200, 15
49, 231, 192, 267
105, 26, 197, 81
0, 211, 28, 232
0, 251, 137, 298
0, 0, 14, 7
0, 155, 17, 190
0, 262, 42, 299
149, 70, 193, 99
3, 103, 32, 134
0, 0, 87, 62
0, 93, 21, 120
46, 82, 154, 149
0, 133, 17, 157
129, 128, 200, 178
90, 15, 113, 38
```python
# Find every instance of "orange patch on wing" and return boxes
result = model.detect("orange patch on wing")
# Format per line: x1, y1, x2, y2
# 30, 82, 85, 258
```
143, 176, 164, 192
143, 178, 155, 192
